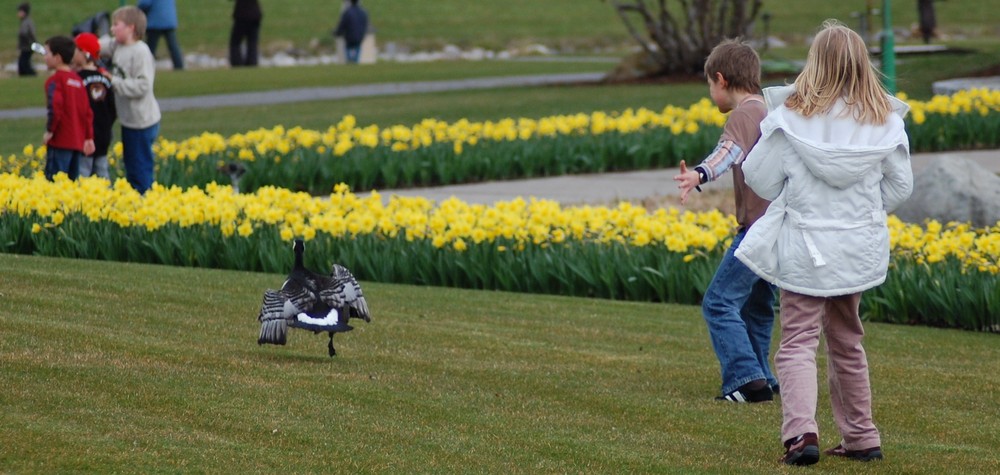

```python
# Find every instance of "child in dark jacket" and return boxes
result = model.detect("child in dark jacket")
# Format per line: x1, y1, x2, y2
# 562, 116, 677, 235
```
42, 36, 94, 181
73, 32, 116, 179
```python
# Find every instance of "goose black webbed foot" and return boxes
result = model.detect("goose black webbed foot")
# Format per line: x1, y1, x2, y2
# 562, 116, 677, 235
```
328, 333, 336, 357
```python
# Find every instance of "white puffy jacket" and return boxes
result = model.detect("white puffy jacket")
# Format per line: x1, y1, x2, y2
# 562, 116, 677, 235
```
734, 85, 913, 297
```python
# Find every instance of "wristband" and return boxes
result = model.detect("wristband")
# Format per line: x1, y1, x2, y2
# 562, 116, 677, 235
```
694, 167, 707, 192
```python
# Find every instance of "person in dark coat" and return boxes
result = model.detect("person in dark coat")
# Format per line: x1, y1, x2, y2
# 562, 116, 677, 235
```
334, 0, 368, 64
917, 0, 936, 44
230, 0, 262, 67
16, 2, 37, 76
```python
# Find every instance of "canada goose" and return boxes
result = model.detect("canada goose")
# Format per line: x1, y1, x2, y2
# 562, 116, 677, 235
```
257, 239, 371, 356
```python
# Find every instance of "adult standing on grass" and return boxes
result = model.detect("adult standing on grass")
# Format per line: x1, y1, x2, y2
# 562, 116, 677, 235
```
735, 20, 912, 466
229, 0, 262, 67
334, 0, 368, 64
137, 0, 183, 70
673, 39, 778, 404
16, 2, 36, 76
102, 6, 161, 194
917, 0, 937, 44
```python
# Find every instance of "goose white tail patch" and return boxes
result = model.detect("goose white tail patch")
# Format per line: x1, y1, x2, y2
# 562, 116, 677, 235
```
296, 308, 340, 326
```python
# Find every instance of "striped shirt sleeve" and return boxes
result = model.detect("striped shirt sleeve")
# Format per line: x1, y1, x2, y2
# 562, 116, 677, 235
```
694, 139, 745, 183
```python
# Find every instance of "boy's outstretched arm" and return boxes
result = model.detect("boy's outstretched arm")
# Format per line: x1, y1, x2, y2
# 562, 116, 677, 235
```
673, 160, 704, 205
673, 139, 745, 204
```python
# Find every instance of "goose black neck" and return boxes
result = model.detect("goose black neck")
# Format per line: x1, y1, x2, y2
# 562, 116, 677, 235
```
293, 239, 305, 269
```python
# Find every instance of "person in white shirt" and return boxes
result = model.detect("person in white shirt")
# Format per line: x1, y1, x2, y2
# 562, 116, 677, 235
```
101, 6, 161, 194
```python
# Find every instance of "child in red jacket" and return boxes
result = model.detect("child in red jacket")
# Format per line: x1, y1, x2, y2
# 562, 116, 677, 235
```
42, 35, 94, 181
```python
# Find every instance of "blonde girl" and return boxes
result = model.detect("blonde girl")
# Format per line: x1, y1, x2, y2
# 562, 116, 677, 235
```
734, 20, 913, 466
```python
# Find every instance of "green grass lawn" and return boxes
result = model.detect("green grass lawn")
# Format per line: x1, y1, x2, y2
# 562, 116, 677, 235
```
0, 60, 613, 110
2, 253, 998, 473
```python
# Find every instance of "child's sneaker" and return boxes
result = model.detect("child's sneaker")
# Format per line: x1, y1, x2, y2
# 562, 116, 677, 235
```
824, 444, 883, 461
781, 433, 820, 466
715, 380, 773, 403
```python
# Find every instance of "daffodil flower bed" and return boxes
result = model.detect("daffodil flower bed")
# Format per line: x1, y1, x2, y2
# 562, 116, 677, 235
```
902, 88, 1000, 151
5, 103, 723, 195
5, 89, 999, 196
2, 173, 998, 332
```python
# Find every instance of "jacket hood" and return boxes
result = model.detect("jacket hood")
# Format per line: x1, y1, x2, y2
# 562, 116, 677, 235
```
760, 85, 910, 189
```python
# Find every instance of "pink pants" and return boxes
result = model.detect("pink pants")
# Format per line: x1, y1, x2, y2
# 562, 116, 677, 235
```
776, 290, 881, 450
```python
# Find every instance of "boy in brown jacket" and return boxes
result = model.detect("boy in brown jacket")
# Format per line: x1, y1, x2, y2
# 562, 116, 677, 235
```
673, 39, 776, 403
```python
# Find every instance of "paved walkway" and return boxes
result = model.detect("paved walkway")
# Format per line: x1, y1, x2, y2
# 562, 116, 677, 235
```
369, 149, 1000, 205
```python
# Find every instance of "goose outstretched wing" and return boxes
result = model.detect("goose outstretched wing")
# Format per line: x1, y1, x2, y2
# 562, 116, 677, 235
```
319, 264, 371, 322
258, 289, 292, 345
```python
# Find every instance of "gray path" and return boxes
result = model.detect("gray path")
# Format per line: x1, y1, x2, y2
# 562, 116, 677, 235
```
0, 72, 605, 120
368, 149, 1000, 205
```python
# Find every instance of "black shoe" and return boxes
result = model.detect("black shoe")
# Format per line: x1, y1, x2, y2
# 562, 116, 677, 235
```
824, 444, 883, 461
715, 381, 773, 403
781, 433, 820, 466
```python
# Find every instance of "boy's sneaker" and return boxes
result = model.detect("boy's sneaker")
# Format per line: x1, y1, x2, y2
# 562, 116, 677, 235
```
824, 444, 884, 461
781, 433, 820, 466
715, 380, 773, 403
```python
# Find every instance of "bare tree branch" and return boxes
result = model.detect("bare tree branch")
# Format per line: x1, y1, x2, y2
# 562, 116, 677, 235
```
606, 0, 761, 77
608, 1, 660, 59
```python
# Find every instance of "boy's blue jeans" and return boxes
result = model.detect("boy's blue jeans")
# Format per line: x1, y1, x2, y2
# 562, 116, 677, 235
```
45, 147, 81, 181
121, 123, 160, 194
701, 230, 778, 395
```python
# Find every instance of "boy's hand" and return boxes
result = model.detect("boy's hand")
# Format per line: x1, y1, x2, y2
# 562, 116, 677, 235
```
42, 132, 53, 144
83, 139, 96, 157
673, 160, 702, 205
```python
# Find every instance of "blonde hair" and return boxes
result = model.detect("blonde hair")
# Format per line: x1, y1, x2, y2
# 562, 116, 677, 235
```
785, 20, 892, 124
704, 38, 761, 94
112, 6, 147, 41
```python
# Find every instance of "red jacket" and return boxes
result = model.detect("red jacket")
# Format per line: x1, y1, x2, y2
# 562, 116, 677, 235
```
45, 69, 93, 152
